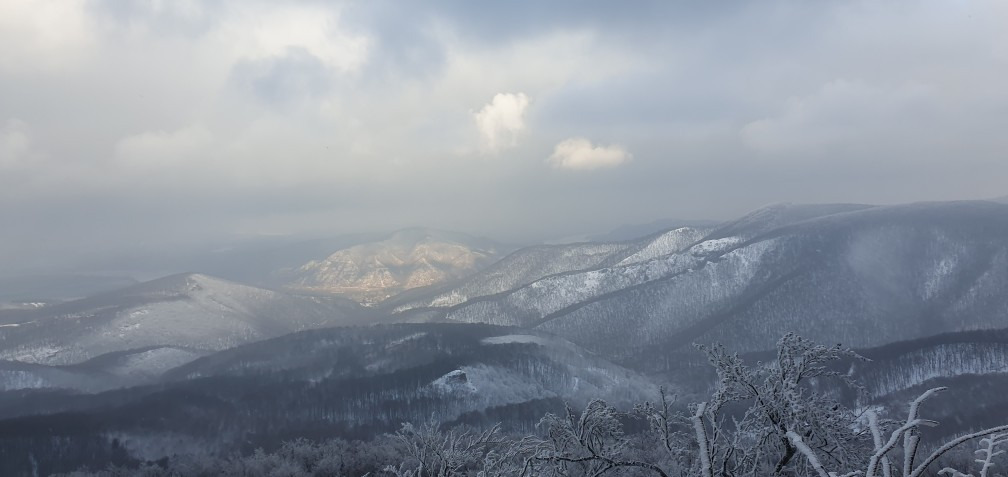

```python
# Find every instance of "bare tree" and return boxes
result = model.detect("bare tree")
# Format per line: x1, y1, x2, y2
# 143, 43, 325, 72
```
782, 386, 1008, 477
380, 334, 1008, 477
385, 420, 511, 477
532, 399, 672, 477
692, 333, 872, 476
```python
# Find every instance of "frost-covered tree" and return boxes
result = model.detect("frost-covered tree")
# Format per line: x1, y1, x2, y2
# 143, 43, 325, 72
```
61, 334, 1008, 477
531, 399, 674, 476
939, 432, 1008, 477
385, 420, 536, 477
784, 386, 1008, 477
691, 333, 872, 476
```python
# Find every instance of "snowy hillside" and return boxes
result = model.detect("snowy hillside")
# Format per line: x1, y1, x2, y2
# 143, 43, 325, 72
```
388, 227, 710, 313
0, 324, 657, 465
393, 202, 1008, 371
387, 241, 636, 312
0, 273, 366, 375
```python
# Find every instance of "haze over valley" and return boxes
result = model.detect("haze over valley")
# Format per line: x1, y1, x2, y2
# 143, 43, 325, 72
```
2, 1, 1007, 475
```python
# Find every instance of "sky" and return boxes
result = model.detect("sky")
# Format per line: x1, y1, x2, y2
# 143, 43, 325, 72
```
1, 0, 1007, 274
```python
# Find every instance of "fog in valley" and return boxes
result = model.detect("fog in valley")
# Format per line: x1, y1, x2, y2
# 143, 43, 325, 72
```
1, 1, 1007, 476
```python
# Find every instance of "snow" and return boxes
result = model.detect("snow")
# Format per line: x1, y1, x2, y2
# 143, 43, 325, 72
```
481, 334, 552, 346
618, 227, 706, 265
429, 369, 478, 395
688, 236, 745, 257
0, 273, 358, 370
104, 347, 207, 378
2, 344, 66, 364
386, 332, 427, 348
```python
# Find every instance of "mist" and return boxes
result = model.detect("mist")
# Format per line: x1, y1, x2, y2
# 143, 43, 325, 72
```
2, 0, 1007, 276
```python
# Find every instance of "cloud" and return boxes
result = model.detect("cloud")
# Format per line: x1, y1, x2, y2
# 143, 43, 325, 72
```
740, 79, 936, 155
221, 4, 369, 74
0, 119, 31, 169
547, 138, 631, 170
0, 0, 95, 71
3, 0, 1008, 274
230, 47, 332, 107
114, 124, 215, 170
474, 92, 529, 152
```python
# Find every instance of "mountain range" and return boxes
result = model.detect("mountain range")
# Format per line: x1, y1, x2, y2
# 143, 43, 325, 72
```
395, 202, 1008, 371
0, 199, 1006, 474
0, 273, 367, 391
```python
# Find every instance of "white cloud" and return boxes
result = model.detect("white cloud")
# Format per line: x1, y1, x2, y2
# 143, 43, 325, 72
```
474, 92, 529, 152
0, 0, 95, 71
547, 137, 631, 170
219, 4, 369, 74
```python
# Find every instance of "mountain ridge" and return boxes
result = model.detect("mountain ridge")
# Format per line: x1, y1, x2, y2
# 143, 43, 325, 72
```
285, 228, 508, 304
0, 273, 368, 386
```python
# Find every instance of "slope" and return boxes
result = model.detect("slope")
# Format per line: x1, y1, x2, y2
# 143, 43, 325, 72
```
287, 228, 506, 304
0, 273, 367, 371
0, 323, 656, 474
409, 201, 1008, 372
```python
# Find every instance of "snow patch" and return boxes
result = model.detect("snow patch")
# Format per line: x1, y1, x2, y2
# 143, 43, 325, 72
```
618, 227, 705, 265
386, 332, 427, 348
689, 236, 744, 257
481, 334, 551, 346
429, 369, 477, 395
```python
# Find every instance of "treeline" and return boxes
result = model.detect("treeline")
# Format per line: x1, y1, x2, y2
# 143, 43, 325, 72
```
57, 334, 1008, 477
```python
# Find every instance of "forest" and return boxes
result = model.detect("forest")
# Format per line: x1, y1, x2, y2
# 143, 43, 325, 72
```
53, 334, 1007, 477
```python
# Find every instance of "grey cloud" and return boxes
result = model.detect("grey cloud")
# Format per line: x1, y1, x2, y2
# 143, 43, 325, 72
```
86, 0, 228, 37
1, 0, 1006, 277
230, 47, 333, 107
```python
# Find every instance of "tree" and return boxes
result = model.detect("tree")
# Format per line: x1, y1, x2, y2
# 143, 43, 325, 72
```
532, 399, 674, 476
691, 333, 872, 476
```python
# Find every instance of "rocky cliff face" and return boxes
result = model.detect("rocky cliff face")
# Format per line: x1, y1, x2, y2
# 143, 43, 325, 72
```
288, 228, 503, 304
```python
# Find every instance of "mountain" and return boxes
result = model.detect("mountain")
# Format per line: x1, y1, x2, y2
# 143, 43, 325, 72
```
385, 227, 711, 316
391, 201, 1008, 373
587, 218, 719, 242
2, 201, 1008, 474
286, 228, 507, 304
0, 324, 656, 474
0, 273, 366, 389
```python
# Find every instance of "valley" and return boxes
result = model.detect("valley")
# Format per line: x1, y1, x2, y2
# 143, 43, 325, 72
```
0, 200, 1006, 474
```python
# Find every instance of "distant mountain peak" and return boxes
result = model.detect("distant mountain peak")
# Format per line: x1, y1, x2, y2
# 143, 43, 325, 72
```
286, 228, 507, 304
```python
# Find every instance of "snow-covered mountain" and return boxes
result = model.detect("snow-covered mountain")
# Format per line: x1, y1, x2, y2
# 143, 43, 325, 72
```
2, 201, 1008, 474
286, 228, 506, 304
0, 324, 657, 471
386, 226, 709, 314
393, 201, 1008, 372
0, 273, 366, 384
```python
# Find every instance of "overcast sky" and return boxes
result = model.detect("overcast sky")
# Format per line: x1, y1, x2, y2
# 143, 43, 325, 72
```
2, 0, 1007, 274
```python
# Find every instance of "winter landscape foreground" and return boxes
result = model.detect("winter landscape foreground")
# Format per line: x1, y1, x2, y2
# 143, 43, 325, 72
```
0, 200, 1007, 476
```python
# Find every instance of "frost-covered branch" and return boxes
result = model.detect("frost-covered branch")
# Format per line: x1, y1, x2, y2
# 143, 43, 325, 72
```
786, 430, 831, 477
974, 433, 1008, 477
692, 402, 714, 477
909, 426, 1008, 477
533, 400, 672, 476
865, 411, 893, 477
902, 386, 945, 475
